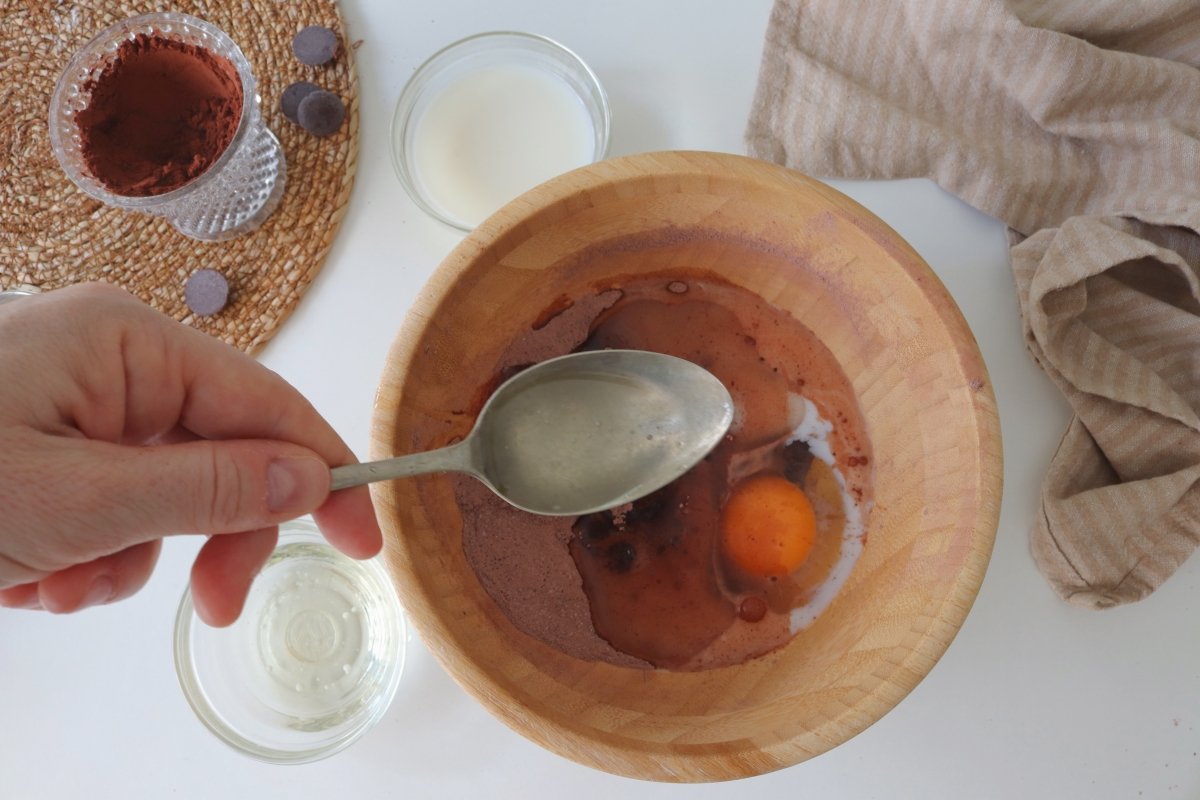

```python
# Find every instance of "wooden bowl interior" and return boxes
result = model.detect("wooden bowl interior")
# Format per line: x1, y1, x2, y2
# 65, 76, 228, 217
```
371, 152, 1000, 781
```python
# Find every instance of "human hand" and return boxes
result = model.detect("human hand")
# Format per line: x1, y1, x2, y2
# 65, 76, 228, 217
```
0, 283, 380, 625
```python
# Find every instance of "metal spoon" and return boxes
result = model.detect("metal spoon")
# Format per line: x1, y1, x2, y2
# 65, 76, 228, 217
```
330, 349, 734, 516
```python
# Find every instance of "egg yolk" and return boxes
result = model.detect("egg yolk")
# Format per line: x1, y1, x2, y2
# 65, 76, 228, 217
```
720, 474, 817, 577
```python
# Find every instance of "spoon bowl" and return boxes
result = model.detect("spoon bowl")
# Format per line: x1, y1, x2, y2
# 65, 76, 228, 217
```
331, 349, 733, 515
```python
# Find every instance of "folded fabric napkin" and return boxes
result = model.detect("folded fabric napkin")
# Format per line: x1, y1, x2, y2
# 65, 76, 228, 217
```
746, 0, 1200, 608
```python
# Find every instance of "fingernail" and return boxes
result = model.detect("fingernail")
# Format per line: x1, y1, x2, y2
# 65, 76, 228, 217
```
267, 457, 330, 513
83, 576, 114, 608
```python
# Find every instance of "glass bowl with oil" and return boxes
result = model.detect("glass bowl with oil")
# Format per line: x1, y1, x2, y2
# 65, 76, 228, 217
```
173, 518, 406, 764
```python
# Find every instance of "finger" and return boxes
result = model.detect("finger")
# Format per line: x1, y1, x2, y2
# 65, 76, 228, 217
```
143, 424, 200, 447
86, 435, 381, 557
63, 437, 331, 541
6, 284, 377, 563
190, 527, 278, 627
54, 285, 379, 558
0, 583, 42, 610
104, 286, 358, 469
37, 539, 162, 614
313, 486, 382, 559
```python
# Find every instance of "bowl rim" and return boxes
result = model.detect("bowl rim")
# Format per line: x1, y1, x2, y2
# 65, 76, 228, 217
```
371, 150, 1003, 780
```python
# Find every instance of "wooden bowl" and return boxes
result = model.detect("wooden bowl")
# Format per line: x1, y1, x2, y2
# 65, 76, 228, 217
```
371, 151, 1001, 781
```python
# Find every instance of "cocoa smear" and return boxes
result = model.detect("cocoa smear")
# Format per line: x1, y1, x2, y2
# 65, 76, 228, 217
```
455, 473, 648, 669
75, 34, 243, 197
454, 287, 648, 669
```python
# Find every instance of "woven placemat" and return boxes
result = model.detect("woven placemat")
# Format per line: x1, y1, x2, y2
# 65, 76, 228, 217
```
0, 1, 359, 353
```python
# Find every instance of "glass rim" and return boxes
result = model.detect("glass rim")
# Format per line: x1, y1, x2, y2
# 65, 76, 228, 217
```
48, 11, 258, 209
390, 30, 612, 232
172, 520, 406, 765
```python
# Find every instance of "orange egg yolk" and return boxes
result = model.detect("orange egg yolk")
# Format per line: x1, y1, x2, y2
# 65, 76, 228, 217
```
720, 474, 817, 577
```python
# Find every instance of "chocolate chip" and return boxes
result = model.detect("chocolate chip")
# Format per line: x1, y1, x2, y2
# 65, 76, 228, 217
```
623, 485, 672, 526
572, 512, 615, 548
738, 596, 767, 623
292, 25, 340, 66
297, 89, 346, 136
281, 81, 320, 123
605, 541, 637, 574
184, 269, 229, 316
782, 440, 814, 485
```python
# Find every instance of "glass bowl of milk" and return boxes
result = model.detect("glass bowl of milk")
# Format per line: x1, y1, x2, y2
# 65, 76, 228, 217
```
392, 31, 610, 231
173, 518, 407, 763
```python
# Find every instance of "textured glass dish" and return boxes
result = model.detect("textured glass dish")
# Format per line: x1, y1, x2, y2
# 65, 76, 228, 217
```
48, 12, 286, 242
0, 288, 38, 306
174, 518, 406, 764
392, 31, 610, 231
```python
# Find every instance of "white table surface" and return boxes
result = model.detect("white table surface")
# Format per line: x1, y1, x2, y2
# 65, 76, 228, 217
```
4, 1, 1199, 798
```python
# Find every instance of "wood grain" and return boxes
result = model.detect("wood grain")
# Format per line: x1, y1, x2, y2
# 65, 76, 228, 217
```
370, 151, 1002, 781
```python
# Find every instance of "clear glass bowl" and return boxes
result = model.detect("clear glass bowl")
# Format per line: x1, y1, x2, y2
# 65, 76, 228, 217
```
173, 518, 406, 764
48, 12, 286, 241
0, 288, 38, 306
391, 31, 610, 231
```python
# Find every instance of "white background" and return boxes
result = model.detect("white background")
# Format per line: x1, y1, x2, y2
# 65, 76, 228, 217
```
3, 1, 1198, 798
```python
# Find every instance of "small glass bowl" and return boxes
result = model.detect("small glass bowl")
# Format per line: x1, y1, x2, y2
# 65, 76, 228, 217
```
0, 287, 39, 306
48, 12, 286, 241
391, 31, 610, 231
173, 518, 406, 764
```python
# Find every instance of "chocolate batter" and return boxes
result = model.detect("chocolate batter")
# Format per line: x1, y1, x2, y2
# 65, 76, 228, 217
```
74, 34, 243, 197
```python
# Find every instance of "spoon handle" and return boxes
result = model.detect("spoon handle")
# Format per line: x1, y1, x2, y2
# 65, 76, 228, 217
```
330, 440, 475, 492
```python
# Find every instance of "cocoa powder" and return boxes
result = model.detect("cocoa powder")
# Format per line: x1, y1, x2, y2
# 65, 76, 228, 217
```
74, 34, 243, 197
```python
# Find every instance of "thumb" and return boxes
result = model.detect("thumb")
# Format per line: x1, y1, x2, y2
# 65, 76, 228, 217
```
87, 438, 332, 537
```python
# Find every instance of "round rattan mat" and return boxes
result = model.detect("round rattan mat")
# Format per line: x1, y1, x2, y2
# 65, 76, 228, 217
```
0, 1, 359, 353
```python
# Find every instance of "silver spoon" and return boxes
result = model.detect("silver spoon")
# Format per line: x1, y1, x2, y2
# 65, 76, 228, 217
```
330, 349, 734, 516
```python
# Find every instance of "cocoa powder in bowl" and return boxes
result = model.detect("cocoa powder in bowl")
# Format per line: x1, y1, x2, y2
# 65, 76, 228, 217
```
74, 34, 243, 197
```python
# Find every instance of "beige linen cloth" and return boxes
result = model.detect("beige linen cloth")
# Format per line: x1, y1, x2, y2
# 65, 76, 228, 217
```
746, 0, 1200, 609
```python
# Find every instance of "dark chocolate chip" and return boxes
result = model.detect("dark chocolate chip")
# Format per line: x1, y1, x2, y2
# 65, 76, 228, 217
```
623, 484, 672, 526
572, 512, 615, 548
292, 25, 340, 66
297, 89, 346, 137
281, 81, 320, 123
605, 541, 637, 574
738, 596, 768, 623
184, 269, 229, 316
782, 440, 814, 486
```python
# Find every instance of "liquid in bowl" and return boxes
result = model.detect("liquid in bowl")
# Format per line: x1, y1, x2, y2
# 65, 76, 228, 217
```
393, 32, 610, 231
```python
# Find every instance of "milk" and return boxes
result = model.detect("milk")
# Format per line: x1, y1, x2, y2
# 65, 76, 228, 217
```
411, 63, 596, 228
